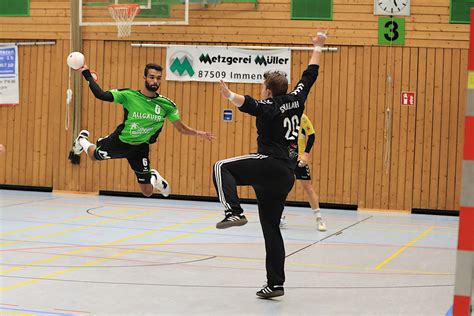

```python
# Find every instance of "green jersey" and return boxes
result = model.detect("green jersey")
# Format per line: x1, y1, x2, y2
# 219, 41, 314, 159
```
110, 89, 180, 145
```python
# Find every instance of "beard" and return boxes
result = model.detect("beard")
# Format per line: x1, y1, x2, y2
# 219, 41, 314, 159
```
145, 81, 159, 92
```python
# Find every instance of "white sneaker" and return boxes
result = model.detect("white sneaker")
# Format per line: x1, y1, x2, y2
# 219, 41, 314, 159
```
279, 215, 286, 229
151, 169, 170, 197
72, 130, 90, 155
316, 218, 327, 232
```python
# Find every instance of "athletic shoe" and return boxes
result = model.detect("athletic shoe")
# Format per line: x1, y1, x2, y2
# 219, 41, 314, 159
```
72, 130, 90, 155
316, 217, 327, 232
256, 284, 284, 299
151, 169, 171, 197
279, 215, 287, 229
216, 212, 248, 229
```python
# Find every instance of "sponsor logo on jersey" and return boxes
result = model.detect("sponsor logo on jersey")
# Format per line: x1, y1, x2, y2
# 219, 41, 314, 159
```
131, 112, 162, 122
155, 105, 161, 115
129, 122, 154, 136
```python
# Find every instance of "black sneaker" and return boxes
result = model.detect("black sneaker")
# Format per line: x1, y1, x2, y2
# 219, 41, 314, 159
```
256, 284, 284, 299
216, 213, 248, 229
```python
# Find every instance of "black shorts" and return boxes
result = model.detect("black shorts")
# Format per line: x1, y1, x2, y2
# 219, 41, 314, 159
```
294, 162, 311, 180
94, 132, 152, 184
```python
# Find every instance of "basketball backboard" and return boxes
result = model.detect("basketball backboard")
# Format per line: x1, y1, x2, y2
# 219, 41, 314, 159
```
79, 0, 189, 26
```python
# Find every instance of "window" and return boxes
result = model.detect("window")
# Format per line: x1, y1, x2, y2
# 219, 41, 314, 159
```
291, 0, 332, 20
0, 0, 29, 16
450, 0, 474, 24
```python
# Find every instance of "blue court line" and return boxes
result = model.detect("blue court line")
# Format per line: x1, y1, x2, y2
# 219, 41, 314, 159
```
0, 306, 75, 315
445, 304, 453, 316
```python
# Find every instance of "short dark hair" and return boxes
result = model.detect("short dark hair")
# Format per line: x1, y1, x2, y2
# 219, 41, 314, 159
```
263, 71, 288, 97
144, 63, 163, 77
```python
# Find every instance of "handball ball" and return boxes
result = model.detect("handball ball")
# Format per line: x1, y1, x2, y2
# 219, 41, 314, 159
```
67, 52, 85, 70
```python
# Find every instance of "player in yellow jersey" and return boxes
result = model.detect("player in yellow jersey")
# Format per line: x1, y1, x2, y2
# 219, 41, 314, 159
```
280, 113, 326, 231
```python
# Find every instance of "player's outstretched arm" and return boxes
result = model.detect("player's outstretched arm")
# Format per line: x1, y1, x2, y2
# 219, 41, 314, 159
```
0, 144, 5, 155
172, 120, 216, 141
76, 64, 114, 102
309, 30, 328, 66
219, 80, 245, 107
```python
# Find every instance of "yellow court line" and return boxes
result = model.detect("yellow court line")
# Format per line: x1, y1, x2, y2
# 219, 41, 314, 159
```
375, 226, 434, 270
0, 214, 217, 292
0, 210, 163, 274
0, 207, 136, 238
0, 312, 34, 316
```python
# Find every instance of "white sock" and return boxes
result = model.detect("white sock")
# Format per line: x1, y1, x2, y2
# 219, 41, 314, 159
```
313, 209, 322, 219
79, 138, 93, 154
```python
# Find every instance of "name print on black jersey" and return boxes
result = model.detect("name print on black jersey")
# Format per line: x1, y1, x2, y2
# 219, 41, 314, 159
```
279, 101, 300, 113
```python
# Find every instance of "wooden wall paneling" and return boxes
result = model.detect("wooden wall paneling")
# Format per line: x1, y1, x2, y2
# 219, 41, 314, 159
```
388, 46, 402, 210
412, 48, 426, 209
39, 44, 52, 187
319, 51, 331, 202
365, 47, 379, 208
438, 48, 452, 209
32, 45, 45, 186
185, 80, 196, 196
178, 82, 191, 194
336, 46, 348, 204
350, 47, 364, 204
12, 46, 29, 186
455, 51, 468, 210
342, 46, 355, 204
429, 48, 444, 209
169, 78, 183, 195
447, 49, 461, 209
403, 48, 418, 210
53, 40, 65, 190
397, 47, 411, 210
380, 46, 393, 209
357, 46, 371, 209
209, 75, 221, 198
328, 49, 340, 203
420, 48, 435, 208
202, 79, 214, 197
311, 51, 324, 203
199, 74, 212, 196
375, 46, 388, 209
25, 45, 38, 186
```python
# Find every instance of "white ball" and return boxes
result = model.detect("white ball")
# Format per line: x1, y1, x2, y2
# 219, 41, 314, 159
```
66, 52, 85, 70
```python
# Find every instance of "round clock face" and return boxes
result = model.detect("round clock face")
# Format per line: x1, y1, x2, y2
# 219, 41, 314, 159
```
377, 0, 408, 14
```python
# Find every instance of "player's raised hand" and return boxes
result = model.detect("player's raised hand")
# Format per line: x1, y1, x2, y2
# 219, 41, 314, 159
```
312, 30, 328, 47
219, 80, 232, 99
0, 144, 5, 155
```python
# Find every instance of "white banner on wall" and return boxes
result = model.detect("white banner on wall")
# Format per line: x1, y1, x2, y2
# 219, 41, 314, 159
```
0, 45, 19, 106
166, 46, 291, 84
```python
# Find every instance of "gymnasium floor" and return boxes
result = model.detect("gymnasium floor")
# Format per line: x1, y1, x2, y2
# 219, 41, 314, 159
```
0, 189, 458, 315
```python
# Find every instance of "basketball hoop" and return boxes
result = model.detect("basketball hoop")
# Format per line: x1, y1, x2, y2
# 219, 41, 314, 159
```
108, 4, 140, 38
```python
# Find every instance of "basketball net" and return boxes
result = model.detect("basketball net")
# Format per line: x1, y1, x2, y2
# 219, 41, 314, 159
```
108, 4, 140, 38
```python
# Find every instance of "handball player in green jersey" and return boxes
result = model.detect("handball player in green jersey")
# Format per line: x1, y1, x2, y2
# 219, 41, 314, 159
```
71, 63, 215, 197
